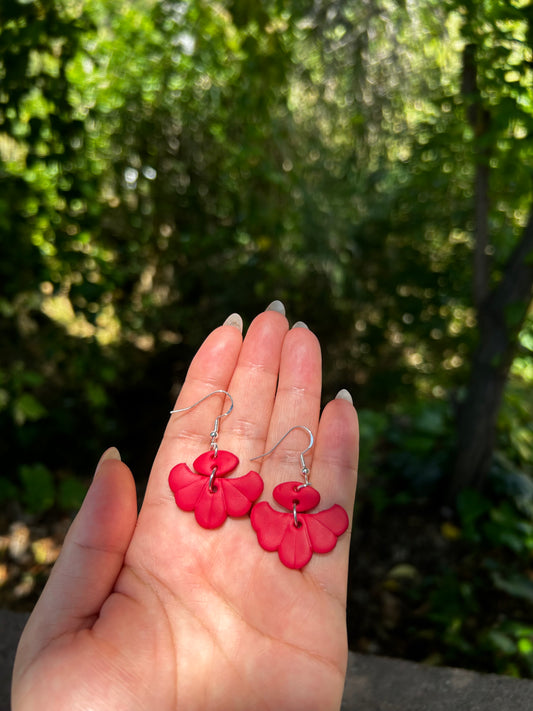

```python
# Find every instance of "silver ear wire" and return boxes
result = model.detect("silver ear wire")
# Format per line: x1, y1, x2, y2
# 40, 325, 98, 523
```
170, 390, 234, 456
251, 425, 314, 487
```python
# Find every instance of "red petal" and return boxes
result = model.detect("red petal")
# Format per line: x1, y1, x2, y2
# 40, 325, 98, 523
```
310, 505, 349, 537
169, 464, 206, 511
251, 503, 288, 551
303, 516, 337, 554
194, 487, 228, 529
278, 522, 313, 569
303, 505, 349, 554
222, 471, 263, 516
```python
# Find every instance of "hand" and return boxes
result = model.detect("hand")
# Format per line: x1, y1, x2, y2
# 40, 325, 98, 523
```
12, 305, 359, 711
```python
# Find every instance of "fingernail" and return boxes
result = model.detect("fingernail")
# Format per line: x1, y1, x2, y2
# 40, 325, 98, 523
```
223, 313, 243, 331
292, 321, 308, 329
335, 389, 353, 404
94, 447, 121, 478
266, 300, 286, 316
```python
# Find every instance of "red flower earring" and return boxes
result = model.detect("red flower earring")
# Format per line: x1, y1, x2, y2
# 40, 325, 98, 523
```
168, 390, 263, 529
250, 426, 349, 570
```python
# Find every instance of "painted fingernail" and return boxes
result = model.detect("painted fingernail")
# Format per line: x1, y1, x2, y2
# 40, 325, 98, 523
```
266, 300, 286, 316
94, 447, 121, 479
292, 321, 308, 329
335, 389, 353, 404
223, 313, 243, 331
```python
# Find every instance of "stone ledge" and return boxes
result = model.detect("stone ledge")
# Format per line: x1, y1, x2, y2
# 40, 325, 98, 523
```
1, 611, 27, 711
342, 648, 533, 710
3, 610, 533, 710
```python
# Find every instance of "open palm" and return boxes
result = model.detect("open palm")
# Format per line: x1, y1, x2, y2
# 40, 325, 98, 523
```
13, 306, 359, 711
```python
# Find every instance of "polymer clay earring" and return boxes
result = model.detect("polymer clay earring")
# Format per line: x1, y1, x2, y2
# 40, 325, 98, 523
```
250, 426, 349, 569
168, 390, 263, 529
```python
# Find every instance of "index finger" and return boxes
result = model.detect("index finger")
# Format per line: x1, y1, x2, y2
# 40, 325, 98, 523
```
143, 319, 243, 504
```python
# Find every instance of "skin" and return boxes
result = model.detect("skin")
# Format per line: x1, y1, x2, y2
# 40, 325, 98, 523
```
12, 306, 359, 711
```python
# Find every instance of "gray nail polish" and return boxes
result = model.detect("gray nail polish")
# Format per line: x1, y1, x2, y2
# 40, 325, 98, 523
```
335, 389, 353, 404
223, 313, 243, 331
266, 300, 286, 316
292, 321, 308, 329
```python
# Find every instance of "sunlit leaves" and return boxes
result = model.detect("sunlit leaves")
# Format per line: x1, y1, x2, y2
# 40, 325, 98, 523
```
1, 0, 532, 489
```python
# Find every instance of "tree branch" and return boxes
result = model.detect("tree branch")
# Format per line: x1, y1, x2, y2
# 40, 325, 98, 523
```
462, 42, 492, 309
484, 203, 533, 324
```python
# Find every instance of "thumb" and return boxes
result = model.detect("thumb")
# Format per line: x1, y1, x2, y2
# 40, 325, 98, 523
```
15, 448, 138, 664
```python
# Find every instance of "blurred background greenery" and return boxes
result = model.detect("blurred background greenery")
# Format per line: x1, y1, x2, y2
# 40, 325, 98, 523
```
1, 0, 533, 678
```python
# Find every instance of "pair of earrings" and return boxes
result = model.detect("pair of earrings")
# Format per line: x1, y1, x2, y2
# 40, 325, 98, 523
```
168, 390, 349, 570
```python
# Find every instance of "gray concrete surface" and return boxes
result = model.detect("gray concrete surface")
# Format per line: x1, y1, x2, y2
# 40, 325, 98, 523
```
1, 611, 27, 711
2, 609, 533, 710
342, 648, 533, 710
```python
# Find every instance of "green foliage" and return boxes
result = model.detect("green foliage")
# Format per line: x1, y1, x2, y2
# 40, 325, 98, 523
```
357, 409, 388, 474
0, 476, 18, 503
0, 463, 87, 515
456, 489, 491, 542
501, 341, 533, 468
419, 484, 533, 677
57, 476, 88, 511
18, 463, 55, 515
13, 392, 47, 426
354, 389, 533, 676
378, 398, 455, 498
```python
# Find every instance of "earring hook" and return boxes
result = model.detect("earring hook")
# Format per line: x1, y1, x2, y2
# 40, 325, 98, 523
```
251, 425, 314, 486
170, 390, 234, 454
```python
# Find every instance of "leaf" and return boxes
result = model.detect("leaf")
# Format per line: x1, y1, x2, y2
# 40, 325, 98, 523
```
19, 463, 55, 515
441, 521, 461, 540
457, 489, 490, 529
13, 393, 47, 425
58, 477, 87, 511
0, 476, 18, 503
518, 638, 533, 656
492, 572, 533, 604
487, 630, 517, 655
386, 563, 419, 580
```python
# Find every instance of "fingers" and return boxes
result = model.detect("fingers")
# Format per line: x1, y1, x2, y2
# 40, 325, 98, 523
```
249, 323, 358, 585
309, 392, 359, 592
139, 303, 357, 587
313, 392, 359, 511
144, 306, 290, 504
14, 449, 138, 670
221, 308, 289, 466
167, 320, 244, 443
253, 323, 323, 491
144, 319, 244, 501
305, 398, 359, 596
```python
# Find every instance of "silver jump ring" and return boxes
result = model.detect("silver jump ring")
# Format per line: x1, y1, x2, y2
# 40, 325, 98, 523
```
293, 502, 300, 528
208, 466, 218, 493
